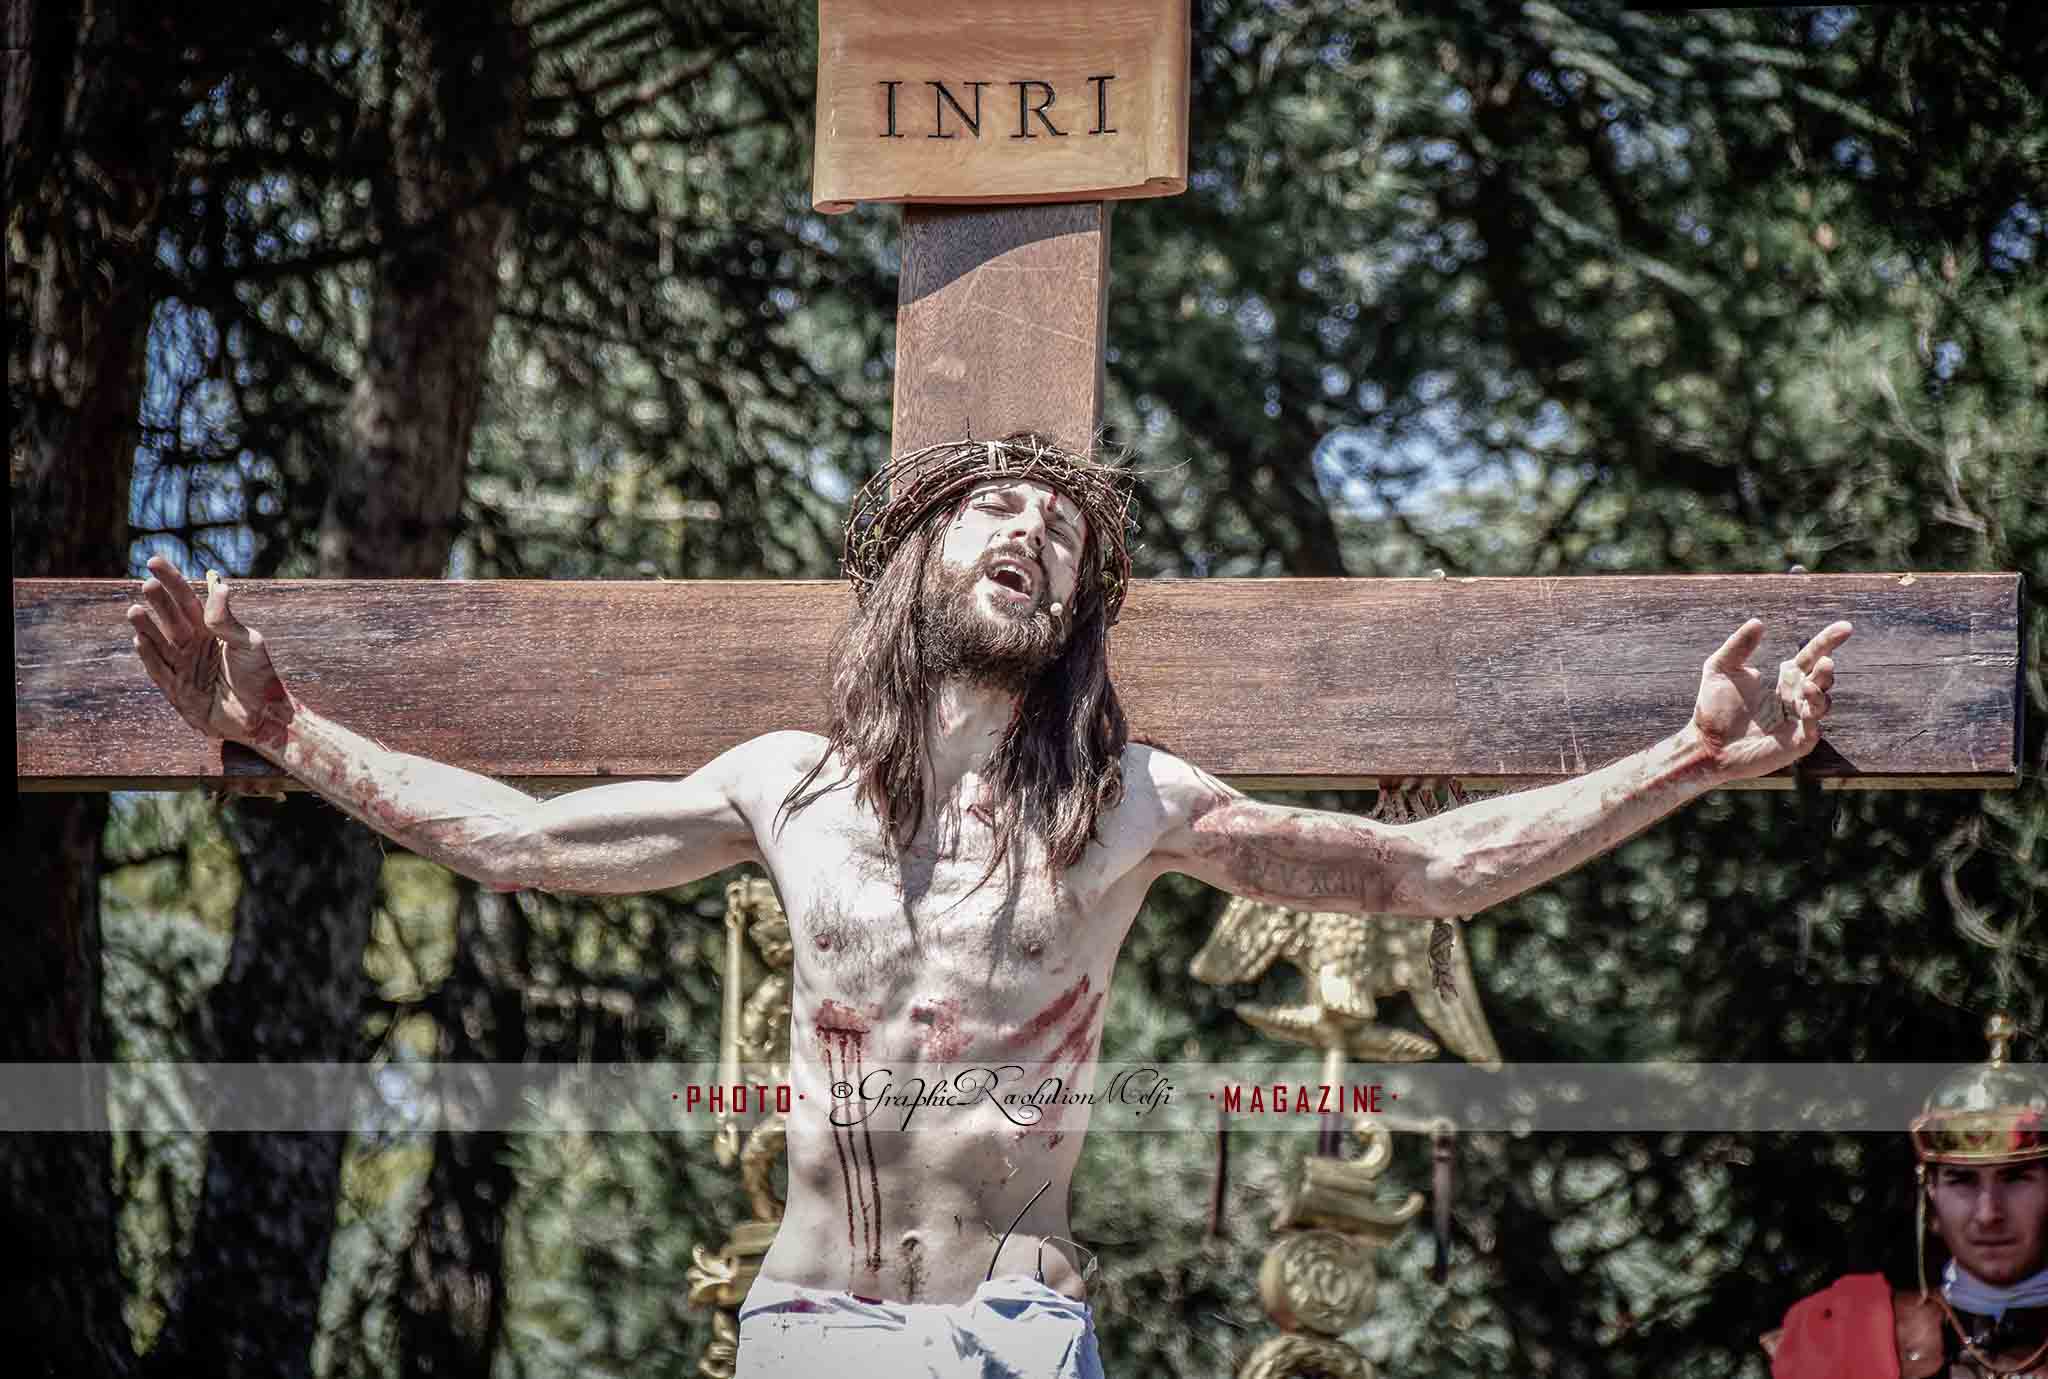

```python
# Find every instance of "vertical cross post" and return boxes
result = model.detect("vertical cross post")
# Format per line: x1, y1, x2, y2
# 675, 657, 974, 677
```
892, 202, 1111, 457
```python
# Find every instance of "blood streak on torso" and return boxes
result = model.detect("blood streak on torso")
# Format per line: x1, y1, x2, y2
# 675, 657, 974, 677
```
1008, 972, 1103, 1073
814, 998, 883, 1271
1039, 990, 1105, 1072
1005, 973, 1091, 1049
1004, 974, 1104, 1147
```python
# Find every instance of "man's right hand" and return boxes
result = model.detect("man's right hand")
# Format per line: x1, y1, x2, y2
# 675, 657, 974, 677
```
128, 555, 292, 748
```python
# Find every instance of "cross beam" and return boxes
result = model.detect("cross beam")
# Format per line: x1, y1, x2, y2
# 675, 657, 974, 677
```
14, 573, 2022, 792
18, 12, 2024, 797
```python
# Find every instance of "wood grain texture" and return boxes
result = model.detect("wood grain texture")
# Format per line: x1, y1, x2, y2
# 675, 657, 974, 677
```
16, 574, 2022, 791
892, 202, 1109, 457
811, 0, 1189, 212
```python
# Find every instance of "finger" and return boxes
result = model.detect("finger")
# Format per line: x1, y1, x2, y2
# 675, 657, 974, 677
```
1810, 657, 1836, 692
133, 631, 180, 694
202, 572, 258, 649
148, 556, 210, 630
141, 578, 196, 644
1707, 618, 1766, 671
127, 603, 179, 665
1794, 620, 1854, 672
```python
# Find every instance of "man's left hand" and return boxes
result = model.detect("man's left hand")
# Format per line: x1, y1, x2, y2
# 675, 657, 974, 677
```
1690, 618, 1854, 779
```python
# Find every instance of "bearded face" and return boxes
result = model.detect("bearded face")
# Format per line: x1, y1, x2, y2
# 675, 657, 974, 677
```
794, 464, 1130, 871
914, 537, 1069, 693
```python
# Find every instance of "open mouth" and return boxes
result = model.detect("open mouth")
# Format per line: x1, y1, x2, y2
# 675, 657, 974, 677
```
984, 567, 1035, 598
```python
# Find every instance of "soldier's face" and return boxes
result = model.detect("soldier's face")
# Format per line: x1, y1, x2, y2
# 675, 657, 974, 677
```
1929, 1161, 2048, 1285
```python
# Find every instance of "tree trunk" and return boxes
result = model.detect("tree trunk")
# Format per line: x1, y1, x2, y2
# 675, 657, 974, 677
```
322, 2, 534, 579
380, 16, 537, 1372
6, 0, 157, 580
398, 887, 529, 1379
151, 5, 535, 1376
0, 794, 130, 1379
144, 801, 385, 1379
3, 1, 181, 1374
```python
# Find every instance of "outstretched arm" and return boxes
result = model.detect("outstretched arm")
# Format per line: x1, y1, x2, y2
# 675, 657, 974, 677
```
1143, 618, 1852, 918
127, 556, 781, 893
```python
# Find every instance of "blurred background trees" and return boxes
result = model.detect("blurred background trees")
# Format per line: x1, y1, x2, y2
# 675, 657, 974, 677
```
8, 1, 2044, 1376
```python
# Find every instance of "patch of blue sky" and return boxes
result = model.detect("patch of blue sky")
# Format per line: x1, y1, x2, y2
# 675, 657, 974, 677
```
1314, 397, 1576, 524
1991, 201, 2040, 270
1314, 423, 1454, 521
794, 214, 841, 255
1233, 294, 1275, 342
804, 444, 853, 504
1606, 119, 1660, 175
1419, 138, 1459, 167
1810, 8, 1856, 47
132, 299, 258, 577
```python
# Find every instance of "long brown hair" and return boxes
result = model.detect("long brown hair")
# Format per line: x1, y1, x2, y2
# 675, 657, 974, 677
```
778, 499, 1129, 875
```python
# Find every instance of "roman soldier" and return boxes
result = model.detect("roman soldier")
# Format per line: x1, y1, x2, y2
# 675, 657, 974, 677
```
1764, 1013, 2048, 1378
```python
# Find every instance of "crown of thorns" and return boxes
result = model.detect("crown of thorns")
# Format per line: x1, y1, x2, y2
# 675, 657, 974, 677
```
841, 434, 1137, 624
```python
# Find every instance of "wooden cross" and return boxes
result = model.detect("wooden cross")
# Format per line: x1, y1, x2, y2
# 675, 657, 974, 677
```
9, 1, 2026, 794
813, 0, 1188, 455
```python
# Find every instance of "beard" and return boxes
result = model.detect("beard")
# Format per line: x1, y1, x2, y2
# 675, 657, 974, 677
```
915, 548, 1067, 694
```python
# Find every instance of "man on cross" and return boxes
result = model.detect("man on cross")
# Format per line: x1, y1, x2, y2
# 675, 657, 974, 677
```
129, 432, 1852, 1377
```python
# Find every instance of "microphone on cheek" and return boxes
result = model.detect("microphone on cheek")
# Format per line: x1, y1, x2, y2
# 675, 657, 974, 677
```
1048, 601, 1064, 618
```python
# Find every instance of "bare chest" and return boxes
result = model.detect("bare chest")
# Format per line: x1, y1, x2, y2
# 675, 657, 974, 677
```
763, 797, 1113, 999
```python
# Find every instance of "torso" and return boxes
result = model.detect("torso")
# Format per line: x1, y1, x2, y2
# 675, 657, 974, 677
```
735, 733, 1166, 1305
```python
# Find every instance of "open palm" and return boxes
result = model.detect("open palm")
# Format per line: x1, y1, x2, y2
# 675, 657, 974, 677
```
127, 556, 290, 747
1692, 618, 1853, 778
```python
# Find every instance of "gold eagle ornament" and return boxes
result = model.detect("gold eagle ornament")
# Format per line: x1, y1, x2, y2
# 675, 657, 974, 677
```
1191, 894, 1501, 1069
